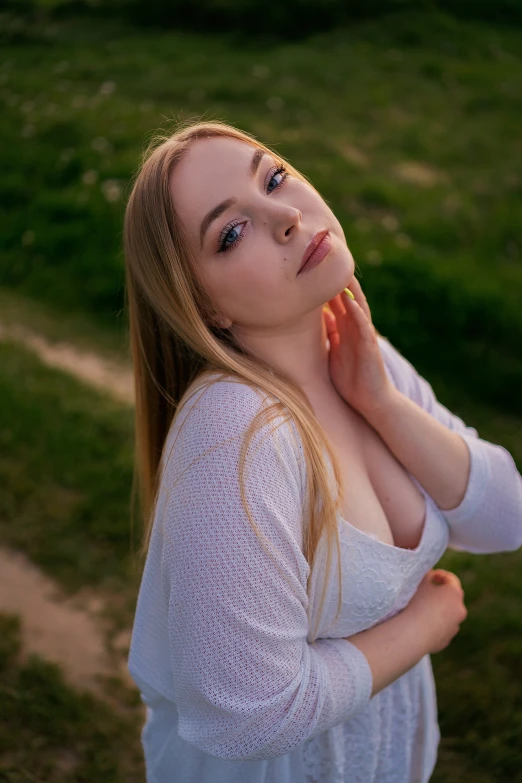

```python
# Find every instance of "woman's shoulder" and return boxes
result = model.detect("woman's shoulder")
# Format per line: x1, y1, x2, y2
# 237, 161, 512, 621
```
176, 371, 273, 430
165, 372, 301, 470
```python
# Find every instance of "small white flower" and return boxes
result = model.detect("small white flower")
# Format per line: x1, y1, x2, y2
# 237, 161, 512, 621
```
82, 170, 98, 185
101, 179, 122, 202
99, 81, 116, 96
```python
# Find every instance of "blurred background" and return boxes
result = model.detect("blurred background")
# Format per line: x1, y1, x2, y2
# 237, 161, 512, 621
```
0, 0, 521, 780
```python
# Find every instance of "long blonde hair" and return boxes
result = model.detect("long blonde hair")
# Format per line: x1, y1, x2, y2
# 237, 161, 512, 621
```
123, 118, 345, 641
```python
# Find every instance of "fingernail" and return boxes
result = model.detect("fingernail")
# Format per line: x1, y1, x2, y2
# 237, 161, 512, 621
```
343, 287, 355, 300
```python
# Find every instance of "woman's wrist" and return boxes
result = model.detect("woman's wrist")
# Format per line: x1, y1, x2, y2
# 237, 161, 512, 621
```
355, 386, 471, 511
354, 384, 402, 427
345, 605, 431, 698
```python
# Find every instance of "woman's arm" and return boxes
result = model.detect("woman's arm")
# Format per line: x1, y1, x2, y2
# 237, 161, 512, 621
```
343, 603, 431, 698
374, 336, 522, 554
326, 282, 522, 554
346, 568, 468, 697
362, 385, 470, 511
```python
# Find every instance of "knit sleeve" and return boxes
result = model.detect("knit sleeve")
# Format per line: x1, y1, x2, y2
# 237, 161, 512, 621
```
378, 336, 522, 554
159, 379, 373, 761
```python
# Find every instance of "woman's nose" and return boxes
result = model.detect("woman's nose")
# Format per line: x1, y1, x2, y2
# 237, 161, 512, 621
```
274, 205, 302, 243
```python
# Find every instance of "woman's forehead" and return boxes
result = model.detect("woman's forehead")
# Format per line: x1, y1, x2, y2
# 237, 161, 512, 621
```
172, 136, 260, 189
168, 137, 266, 231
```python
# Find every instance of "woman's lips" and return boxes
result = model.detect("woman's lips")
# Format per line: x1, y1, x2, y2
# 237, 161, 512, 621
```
298, 231, 332, 274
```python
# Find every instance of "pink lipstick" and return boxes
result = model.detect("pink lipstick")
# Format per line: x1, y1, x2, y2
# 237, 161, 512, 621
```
298, 230, 332, 275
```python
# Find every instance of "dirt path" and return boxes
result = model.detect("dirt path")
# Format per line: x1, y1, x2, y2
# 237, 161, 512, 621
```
0, 318, 137, 699
0, 546, 136, 697
0, 319, 134, 405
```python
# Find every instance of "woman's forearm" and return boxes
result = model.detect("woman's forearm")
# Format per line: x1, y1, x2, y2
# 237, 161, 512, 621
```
362, 387, 471, 511
345, 606, 431, 698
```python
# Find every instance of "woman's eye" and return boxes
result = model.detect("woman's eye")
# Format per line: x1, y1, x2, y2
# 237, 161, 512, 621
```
224, 225, 241, 246
267, 166, 287, 193
216, 165, 288, 253
218, 222, 245, 252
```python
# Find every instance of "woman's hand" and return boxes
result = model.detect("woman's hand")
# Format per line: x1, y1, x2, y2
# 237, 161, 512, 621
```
323, 277, 395, 417
406, 569, 468, 654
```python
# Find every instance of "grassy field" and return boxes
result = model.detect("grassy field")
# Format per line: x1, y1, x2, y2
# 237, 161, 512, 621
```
0, 613, 145, 782
1, 11, 522, 410
1, 8, 521, 782
0, 339, 139, 621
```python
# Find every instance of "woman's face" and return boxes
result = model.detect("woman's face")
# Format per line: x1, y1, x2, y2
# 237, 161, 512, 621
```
169, 135, 355, 332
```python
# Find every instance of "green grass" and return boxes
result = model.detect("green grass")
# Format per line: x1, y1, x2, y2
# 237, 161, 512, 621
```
0, 339, 139, 625
435, 544, 522, 782
0, 11, 521, 411
0, 613, 145, 782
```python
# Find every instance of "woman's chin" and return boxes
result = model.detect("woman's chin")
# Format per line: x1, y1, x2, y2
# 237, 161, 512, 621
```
326, 254, 355, 296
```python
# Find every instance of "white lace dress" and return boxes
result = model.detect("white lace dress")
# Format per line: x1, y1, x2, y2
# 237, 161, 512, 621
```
128, 336, 522, 783
303, 484, 447, 783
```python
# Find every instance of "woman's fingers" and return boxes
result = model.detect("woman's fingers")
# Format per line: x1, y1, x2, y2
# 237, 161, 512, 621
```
328, 278, 373, 327
323, 307, 340, 350
327, 293, 346, 318
327, 288, 370, 345
345, 277, 373, 324
342, 295, 375, 345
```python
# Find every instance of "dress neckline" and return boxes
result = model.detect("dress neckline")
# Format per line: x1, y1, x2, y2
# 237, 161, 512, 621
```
338, 493, 432, 554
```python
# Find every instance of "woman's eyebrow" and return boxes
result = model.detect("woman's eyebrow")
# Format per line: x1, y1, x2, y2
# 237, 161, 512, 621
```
199, 149, 267, 248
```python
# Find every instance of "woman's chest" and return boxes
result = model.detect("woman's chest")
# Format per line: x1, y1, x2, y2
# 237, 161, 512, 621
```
312, 390, 427, 550
305, 386, 449, 641
307, 506, 448, 640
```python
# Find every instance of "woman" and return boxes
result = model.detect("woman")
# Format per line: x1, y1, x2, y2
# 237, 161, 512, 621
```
124, 119, 522, 783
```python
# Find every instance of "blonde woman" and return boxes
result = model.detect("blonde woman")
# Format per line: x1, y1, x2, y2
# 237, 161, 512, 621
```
124, 119, 522, 783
